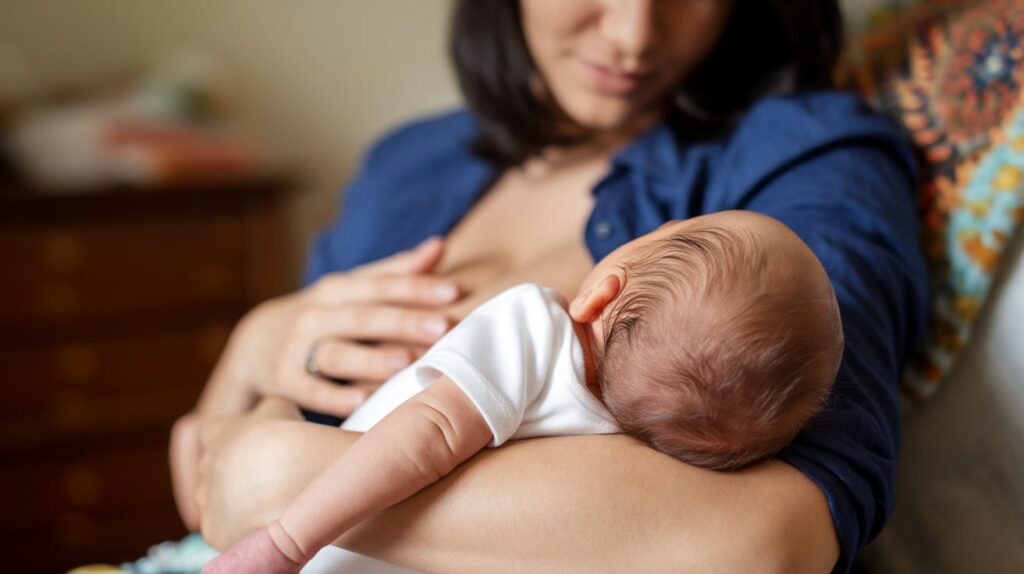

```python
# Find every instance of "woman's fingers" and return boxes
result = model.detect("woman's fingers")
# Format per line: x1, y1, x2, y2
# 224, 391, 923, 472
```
310, 273, 460, 308
195, 482, 209, 517
251, 396, 303, 420
210, 238, 458, 415
285, 341, 410, 417
290, 374, 373, 418
353, 236, 445, 277
310, 339, 415, 381
265, 304, 450, 413
169, 413, 203, 531
346, 380, 385, 394
270, 349, 368, 417
199, 416, 228, 452
295, 304, 451, 347
312, 237, 458, 305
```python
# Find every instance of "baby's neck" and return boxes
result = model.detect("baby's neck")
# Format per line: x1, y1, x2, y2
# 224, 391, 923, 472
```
570, 319, 604, 402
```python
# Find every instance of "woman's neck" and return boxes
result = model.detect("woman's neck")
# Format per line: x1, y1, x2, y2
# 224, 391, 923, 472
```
527, 108, 664, 174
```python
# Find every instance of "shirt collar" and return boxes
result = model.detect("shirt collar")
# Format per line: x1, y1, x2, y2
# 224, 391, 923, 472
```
610, 120, 687, 181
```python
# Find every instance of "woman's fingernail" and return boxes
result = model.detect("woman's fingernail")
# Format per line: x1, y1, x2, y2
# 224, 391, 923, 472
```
388, 355, 411, 371
422, 317, 448, 337
433, 284, 458, 301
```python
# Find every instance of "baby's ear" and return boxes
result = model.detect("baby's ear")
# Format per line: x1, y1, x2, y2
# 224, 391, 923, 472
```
570, 274, 622, 323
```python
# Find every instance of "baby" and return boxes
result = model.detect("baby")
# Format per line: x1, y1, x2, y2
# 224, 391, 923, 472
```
203, 210, 844, 573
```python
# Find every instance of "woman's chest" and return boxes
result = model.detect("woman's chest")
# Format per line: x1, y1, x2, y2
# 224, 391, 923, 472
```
438, 160, 605, 304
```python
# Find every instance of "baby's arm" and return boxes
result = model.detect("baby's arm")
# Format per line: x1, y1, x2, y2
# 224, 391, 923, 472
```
203, 375, 493, 573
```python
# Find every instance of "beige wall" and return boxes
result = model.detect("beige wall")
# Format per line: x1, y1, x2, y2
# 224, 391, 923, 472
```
0, 0, 460, 283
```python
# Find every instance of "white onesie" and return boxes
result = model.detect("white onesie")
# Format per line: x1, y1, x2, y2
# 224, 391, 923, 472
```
341, 283, 620, 441
302, 283, 620, 574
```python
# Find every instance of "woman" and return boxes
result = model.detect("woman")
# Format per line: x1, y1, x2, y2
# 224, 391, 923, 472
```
178, 1, 928, 572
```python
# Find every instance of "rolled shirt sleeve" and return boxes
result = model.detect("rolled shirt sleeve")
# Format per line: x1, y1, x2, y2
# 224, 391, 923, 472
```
705, 94, 928, 572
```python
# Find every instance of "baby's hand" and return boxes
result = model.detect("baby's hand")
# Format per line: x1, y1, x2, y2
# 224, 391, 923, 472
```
202, 527, 303, 574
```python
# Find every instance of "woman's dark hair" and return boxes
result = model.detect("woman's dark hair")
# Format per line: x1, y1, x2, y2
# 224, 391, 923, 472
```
450, 0, 844, 168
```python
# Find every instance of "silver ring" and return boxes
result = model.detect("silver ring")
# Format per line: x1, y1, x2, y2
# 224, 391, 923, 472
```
305, 341, 323, 377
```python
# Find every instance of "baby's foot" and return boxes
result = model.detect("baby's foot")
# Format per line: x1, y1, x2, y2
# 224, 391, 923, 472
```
202, 527, 302, 574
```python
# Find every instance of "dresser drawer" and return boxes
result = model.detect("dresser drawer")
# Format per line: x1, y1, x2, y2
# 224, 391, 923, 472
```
0, 176, 291, 573
0, 214, 244, 324
0, 435, 176, 534
0, 503, 185, 574
0, 385, 199, 454
0, 435, 186, 572
0, 323, 229, 417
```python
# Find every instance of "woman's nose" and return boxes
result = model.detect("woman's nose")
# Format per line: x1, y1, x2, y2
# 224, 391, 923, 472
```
599, 0, 656, 65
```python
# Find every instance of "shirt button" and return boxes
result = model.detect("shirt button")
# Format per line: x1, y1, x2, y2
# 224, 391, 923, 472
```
594, 221, 613, 239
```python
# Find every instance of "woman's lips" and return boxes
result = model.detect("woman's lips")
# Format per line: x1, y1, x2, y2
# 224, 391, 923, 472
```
579, 59, 651, 94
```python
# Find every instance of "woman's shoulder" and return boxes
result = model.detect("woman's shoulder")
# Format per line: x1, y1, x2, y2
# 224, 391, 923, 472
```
709, 90, 917, 205
345, 107, 491, 214
361, 108, 480, 175
735, 90, 904, 140
725, 90, 913, 169
306, 109, 488, 281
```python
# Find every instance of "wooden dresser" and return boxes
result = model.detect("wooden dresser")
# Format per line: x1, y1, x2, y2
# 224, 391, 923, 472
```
0, 176, 294, 573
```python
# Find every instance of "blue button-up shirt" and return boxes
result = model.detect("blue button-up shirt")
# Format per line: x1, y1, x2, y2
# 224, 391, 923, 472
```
306, 91, 928, 573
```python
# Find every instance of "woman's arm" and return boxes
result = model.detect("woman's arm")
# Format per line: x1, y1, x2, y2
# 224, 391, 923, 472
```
206, 377, 493, 573
199, 414, 837, 574
171, 239, 462, 528
347, 435, 837, 574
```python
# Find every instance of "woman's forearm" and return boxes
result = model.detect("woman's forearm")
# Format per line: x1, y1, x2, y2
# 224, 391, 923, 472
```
346, 435, 839, 574
208, 422, 838, 574
194, 308, 270, 419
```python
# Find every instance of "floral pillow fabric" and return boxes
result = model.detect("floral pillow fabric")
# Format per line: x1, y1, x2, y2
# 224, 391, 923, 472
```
844, 0, 1024, 401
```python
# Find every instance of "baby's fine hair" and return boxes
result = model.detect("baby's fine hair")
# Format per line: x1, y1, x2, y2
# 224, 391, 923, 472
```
597, 220, 843, 471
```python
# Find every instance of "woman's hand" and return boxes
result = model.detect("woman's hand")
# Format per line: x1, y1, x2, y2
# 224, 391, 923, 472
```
174, 238, 460, 530
196, 236, 461, 420
169, 412, 204, 531
195, 399, 366, 551
195, 398, 314, 549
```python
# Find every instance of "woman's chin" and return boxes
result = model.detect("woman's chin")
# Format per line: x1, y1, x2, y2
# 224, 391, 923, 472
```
561, 100, 659, 138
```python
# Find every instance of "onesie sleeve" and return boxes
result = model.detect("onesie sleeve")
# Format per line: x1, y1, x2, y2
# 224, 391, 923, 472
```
709, 94, 928, 573
411, 285, 566, 446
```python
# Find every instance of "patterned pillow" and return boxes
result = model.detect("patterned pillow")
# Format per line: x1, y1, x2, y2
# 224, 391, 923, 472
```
849, 0, 1024, 401
839, 0, 963, 95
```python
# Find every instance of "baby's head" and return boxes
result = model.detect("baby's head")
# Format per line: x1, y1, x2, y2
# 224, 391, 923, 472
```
569, 211, 843, 471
